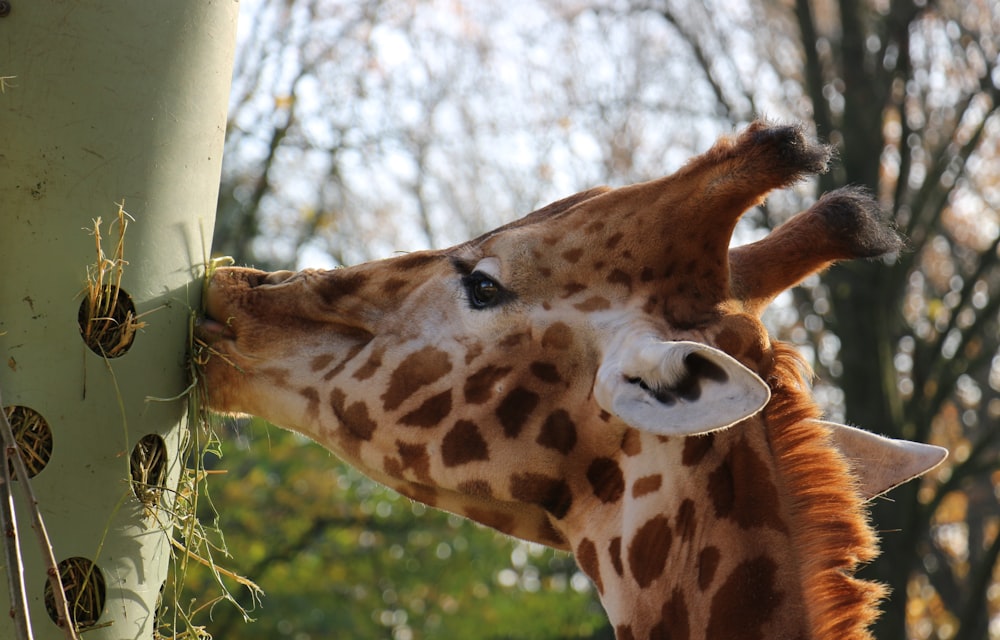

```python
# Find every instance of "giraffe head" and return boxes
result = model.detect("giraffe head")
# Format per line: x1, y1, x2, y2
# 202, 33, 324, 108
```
198, 122, 945, 639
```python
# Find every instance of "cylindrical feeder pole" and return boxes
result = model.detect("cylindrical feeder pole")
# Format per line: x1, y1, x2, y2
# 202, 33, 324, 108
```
1, 2, 238, 638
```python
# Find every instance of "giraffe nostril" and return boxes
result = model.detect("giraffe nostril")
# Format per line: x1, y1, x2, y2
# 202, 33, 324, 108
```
195, 316, 236, 340
259, 270, 296, 286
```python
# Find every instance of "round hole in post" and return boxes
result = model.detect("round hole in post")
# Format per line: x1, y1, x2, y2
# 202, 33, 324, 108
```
77, 285, 139, 357
130, 433, 168, 512
3, 405, 53, 478
44, 556, 107, 630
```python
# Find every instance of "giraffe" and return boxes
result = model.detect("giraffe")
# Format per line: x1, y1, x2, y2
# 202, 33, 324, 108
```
197, 122, 946, 640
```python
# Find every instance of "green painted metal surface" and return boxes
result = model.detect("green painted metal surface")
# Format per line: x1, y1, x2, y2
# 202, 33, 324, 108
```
0, 1, 237, 637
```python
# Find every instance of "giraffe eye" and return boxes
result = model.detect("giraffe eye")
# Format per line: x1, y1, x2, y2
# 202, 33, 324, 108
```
463, 271, 504, 309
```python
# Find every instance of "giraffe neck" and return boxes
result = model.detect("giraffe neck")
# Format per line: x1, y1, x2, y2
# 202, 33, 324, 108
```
565, 347, 884, 640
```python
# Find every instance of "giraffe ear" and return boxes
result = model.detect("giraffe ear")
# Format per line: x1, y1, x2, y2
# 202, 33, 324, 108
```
594, 338, 770, 436
822, 421, 948, 500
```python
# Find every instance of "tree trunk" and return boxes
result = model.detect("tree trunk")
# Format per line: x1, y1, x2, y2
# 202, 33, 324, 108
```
827, 259, 914, 640
0, 2, 236, 637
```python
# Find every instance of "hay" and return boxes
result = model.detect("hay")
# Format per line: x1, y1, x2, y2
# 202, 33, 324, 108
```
152, 253, 262, 640
43, 557, 106, 630
78, 202, 145, 358
3, 405, 52, 478
130, 433, 168, 515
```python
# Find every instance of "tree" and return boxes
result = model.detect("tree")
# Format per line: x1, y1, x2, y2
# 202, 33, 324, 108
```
207, 1, 1000, 638
778, 2, 998, 638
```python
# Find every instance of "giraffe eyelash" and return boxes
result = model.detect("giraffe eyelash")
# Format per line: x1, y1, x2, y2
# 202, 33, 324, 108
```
461, 271, 514, 310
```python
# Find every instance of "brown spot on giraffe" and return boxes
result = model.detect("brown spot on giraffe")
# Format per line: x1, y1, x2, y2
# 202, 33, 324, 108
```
310, 353, 335, 372
315, 271, 368, 304
573, 296, 611, 312
391, 252, 441, 271
675, 498, 697, 542
628, 515, 672, 589
463, 341, 484, 365
606, 268, 632, 291
562, 282, 586, 297
329, 389, 377, 442
529, 361, 562, 384
499, 332, 525, 348
537, 518, 568, 547
608, 537, 624, 577
706, 556, 784, 640
396, 441, 432, 482
457, 479, 492, 497
464, 364, 513, 404
380, 277, 409, 298
562, 247, 584, 263
714, 313, 770, 369
620, 429, 642, 456
697, 546, 721, 591
400, 390, 453, 428
540, 322, 574, 350
707, 437, 787, 532
495, 387, 540, 438
322, 342, 368, 381
681, 433, 714, 466
586, 457, 625, 504
631, 474, 662, 498
382, 456, 402, 478
649, 588, 690, 640
299, 386, 320, 418
535, 409, 577, 454
382, 346, 452, 411
352, 346, 384, 381
441, 420, 490, 467
510, 473, 573, 519
575, 538, 603, 594
464, 506, 515, 534
261, 366, 290, 387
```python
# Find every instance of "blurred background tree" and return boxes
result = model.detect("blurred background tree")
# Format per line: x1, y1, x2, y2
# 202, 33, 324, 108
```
194, 0, 999, 638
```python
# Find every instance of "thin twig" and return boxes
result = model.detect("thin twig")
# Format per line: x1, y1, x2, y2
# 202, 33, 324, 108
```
0, 388, 81, 640
166, 536, 263, 596
0, 413, 31, 640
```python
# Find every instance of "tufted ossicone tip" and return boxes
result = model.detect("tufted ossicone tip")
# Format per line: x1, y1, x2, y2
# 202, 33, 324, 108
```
598, 122, 836, 321
729, 186, 903, 316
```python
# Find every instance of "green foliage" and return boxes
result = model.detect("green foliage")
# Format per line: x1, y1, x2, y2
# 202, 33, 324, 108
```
178, 419, 608, 639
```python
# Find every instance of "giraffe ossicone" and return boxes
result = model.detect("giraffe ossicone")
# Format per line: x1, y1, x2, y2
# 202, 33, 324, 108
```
197, 121, 946, 640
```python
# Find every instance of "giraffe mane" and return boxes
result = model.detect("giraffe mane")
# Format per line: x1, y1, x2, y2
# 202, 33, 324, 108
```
763, 342, 887, 640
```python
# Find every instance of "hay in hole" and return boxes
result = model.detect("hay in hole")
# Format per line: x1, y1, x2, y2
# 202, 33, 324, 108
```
3, 405, 53, 478
78, 202, 146, 358
44, 556, 106, 630
131, 433, 168, 514
78, 286, 138, 357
